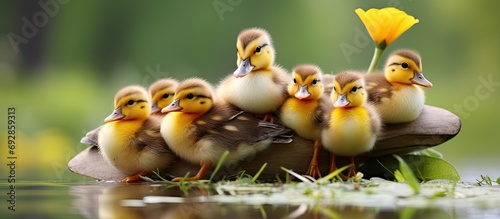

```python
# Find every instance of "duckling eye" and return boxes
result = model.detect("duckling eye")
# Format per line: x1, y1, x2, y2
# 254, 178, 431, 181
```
293, 78, 297, 84
401, 62, 409, 69
186, 93, 195, 100
312, 79, 318, 85
351, 86, 363, 92
254, 44, 267, 54
255, 46, 262, 53
162, 93, 170, 99
126, 100, 135, 106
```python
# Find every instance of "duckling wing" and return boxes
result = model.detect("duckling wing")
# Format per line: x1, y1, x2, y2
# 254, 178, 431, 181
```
254, 121, 293, 143
197, 102, 292, 150
365, 103, 383, 137
80, 125, 102, 146
315, 96, 333, 125
133, 115, 173, 155
364, 73, 394, 104
271, 65, 291, 98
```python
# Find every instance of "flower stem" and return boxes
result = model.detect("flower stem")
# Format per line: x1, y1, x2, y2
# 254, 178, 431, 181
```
367, 41, 387, 73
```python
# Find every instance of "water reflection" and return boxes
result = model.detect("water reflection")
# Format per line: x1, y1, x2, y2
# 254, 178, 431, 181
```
69, 183, 463, 219
70, 183, 209, 219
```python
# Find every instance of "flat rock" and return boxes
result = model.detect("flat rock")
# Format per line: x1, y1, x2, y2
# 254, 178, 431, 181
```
68, 105, 461, 181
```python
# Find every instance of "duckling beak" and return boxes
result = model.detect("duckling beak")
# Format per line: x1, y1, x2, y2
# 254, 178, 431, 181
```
411, 70, 433, 88
150, 101, 160, 114
161, 99, 182, 113
333, 93, 349, 108
233, 58, 254, 78
104, 107, 125, 123
294, 85, 310, 99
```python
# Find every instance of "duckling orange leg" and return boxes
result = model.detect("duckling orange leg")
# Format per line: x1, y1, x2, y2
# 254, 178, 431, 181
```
347, 156, 357, 178
121, 171, 149, 183
305, 140, 322, 178
172, 162, 211, 182
329, 153, 348, 180
258, 113, 274, 123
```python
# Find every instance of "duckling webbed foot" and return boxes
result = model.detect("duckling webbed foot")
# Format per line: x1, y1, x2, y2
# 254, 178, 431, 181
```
121, 171, 149, 183
305, 140, 322, 178
329, 153, 349, 180
346, 156, 357, 178
172, 162, 211, 182
306, 164, 321, 178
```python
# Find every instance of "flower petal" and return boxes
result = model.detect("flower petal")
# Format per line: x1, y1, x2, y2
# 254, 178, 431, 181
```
355, 7, 419, 45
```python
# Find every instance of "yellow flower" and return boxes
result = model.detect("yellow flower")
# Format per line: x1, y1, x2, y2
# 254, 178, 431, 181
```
355, 7, 419, 46
355, 7, 419, 72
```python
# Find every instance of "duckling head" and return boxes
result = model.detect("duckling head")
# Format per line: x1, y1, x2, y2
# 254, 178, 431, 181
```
332, 71, 367, 108
234, 28, 275, 78
105, 85, 150, 123
288, 64, 324, 100
149, 79, 179, 114
161, 78, 213, 114
385, 50, 433, 88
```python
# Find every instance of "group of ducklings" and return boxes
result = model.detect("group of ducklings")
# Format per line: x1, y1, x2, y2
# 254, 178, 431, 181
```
82, 28, 433, 182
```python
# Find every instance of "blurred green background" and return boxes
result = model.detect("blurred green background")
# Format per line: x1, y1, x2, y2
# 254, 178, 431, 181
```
0, 0, 498, 182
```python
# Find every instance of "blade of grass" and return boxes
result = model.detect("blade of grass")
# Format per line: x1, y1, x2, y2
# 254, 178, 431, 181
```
394, 155, 420, 194
316, 165, 352, 184
281, 167, 314, 183
284, 203, 308, 219
179, 172, 192, 196
209, 150, 230, 182
320, 207, 342, 219
252, 163, 267, 182
259, 205, 267, 219
153, 170, 182, 186
153, 169, 169, 182
376, 159, 395, 177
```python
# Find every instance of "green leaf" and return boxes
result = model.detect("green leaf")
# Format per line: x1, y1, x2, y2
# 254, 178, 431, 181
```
497, 177, 500, 185
403, 155, 460, 181
359, 155, 460, 181
394, 155, 420, 194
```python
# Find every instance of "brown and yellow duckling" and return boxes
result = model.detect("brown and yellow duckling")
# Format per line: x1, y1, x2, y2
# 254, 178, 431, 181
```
98, 85, 176, 182
279, 64, 332, 178
216, 28, 289, 122
322, 71, 382, 178
161, 78, 291, 181
149, 78, 179, 114
364, 49, 432, 123
81, 79, 179, 146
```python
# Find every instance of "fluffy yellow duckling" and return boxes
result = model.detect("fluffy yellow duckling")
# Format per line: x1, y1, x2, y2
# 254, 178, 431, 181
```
149, 78, 179, 114
216, 28, 289, 122
161, 78, 291, 181
322, 71, 382, 177
364, 50, 433, 123
98, 85, 176, 182
81, 79, 179, 146
279, 64, 331, 178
